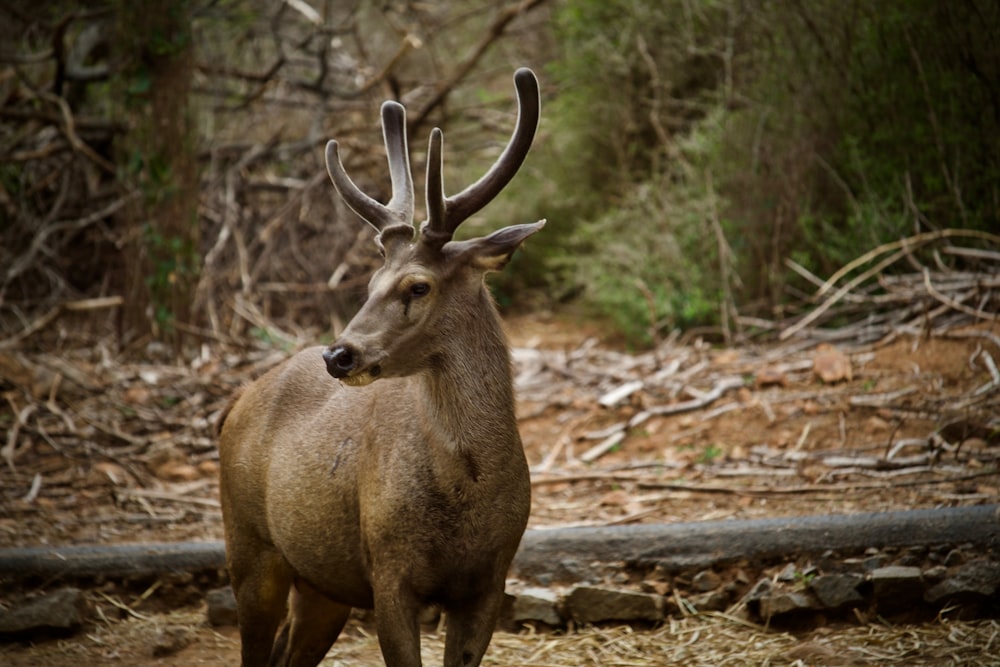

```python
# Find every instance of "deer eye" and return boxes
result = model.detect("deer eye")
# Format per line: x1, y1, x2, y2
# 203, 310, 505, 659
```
409, 282, 430, 298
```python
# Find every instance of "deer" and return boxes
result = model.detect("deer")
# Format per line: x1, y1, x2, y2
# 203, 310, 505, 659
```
217, 67, 543, 667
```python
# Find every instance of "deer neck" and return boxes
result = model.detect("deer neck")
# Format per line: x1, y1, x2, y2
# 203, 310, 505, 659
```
419, 285, 520, 474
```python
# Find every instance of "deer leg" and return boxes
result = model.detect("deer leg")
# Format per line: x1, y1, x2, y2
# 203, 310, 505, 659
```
442, 590, 505, 667
268, 579, 352, 667
229, 547, 294, 667
373, 584, 423, 667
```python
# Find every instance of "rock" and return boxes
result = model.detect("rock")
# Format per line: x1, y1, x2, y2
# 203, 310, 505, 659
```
813, 344, 852, 383
692, 569, 721, 592
943, 549, 966, 567
923, 565, 948, 583
897, 546, 927, 567
689, 589, 729, 612
861, 554, 887, 571
206, 586, 238, 627
151, 625, 194, 657
511, 587, 562, 626
754, 366, 788, 388
742, 578, 773, 603
551, 558, 588, 584
641, 579, 671, 596
758, 590, 819, 618
925, 560, 1000, 605
809, 573, 865, 610
565, 586, 664, 624
742, 575, 823, 620
0, 587, 88, 636
870, 566, 923, 610
739, 578, 771, 619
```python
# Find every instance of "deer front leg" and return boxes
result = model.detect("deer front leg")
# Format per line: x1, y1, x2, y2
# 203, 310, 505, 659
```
373, 582, 423, 667
442, 589, 505, 667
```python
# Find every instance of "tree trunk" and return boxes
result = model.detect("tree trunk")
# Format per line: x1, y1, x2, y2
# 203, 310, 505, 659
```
114, 0, 198, 352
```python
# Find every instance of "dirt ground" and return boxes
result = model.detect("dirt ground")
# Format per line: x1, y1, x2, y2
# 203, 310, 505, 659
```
1, 313, 998, 665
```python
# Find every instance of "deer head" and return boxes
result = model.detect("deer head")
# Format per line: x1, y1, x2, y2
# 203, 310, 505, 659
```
322, 68, 543, 386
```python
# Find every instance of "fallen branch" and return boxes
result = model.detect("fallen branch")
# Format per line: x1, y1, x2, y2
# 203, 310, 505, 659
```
629, 376, 745, 427
514, 503, 1000, 577
0, 297, 124, 350
3, 505, 994, 581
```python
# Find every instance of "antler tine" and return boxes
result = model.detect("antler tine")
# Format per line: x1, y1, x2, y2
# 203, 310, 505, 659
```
425, 127, 446, 239
325, 101, 414, 232
422, 67, 540, 246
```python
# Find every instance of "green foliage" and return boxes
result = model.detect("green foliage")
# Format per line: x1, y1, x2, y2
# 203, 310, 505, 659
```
492, 0, 732, 345
514, 0, 999, 345
697, 444, 724, 465
142, 224, 199, 332
728, 0, 1000, 293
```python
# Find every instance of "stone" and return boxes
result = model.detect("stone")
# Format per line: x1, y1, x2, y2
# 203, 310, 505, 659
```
813, 344, 852, 383
809, 573, 865, 610
741, 578, 773, 605
925, 560, 1000, 605
740, 578, 774, 619
691, 569, 721, 592
0, 587, 88, 636
758, 590, 820, 618
151, 625, 194, 657
943, 549, 966, 567
512, 587, 562, 626
551, 558, 589, 583
861, 555, 887, 572
897, 546, 927, 567
689, 589, 729, 613
206, 586, 238, 627
565, 586, 664, 624
870, 566, 922, 591
870, 566, 923, 609
641, 579, 671, 596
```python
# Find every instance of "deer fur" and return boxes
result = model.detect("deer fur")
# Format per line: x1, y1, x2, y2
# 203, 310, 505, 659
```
218, 68, 542, 667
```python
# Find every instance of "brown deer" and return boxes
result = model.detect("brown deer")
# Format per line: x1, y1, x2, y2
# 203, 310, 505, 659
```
218, 68, 542, 667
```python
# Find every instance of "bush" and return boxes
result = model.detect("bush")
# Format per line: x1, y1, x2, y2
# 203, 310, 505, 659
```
501, 0, 999, 346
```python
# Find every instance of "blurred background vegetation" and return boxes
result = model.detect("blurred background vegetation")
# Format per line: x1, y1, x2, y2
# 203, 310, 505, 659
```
1, 0, 997, 353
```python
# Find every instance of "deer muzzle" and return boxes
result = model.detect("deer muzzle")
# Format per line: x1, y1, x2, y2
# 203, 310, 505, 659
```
323, 344, 382, 386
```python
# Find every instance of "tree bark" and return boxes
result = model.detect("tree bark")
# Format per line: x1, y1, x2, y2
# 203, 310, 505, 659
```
1, 505, 996, 582
114, 0, 199, 351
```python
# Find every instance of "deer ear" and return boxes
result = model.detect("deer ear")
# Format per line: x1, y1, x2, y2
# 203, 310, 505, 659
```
463, 220, 546, 272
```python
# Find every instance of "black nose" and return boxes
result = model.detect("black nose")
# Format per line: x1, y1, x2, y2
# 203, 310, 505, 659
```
323, 345, 356, 378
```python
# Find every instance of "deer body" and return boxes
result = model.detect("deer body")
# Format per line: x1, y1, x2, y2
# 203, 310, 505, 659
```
219, 69, 542, 666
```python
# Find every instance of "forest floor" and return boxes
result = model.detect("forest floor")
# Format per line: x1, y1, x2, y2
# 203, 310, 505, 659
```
1, 312, 998, 665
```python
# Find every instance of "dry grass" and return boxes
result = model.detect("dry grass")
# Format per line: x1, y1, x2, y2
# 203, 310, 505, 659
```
480, 616, 1000, 667
3, 606, 997, 666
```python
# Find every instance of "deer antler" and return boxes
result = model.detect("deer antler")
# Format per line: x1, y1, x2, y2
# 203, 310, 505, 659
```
325, 101, 414, 232
421, 67, 540, 248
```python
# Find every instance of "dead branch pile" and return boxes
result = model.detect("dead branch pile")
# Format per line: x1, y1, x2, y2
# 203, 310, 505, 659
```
0, 2, 550, 349
768, 229, 1000, 345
